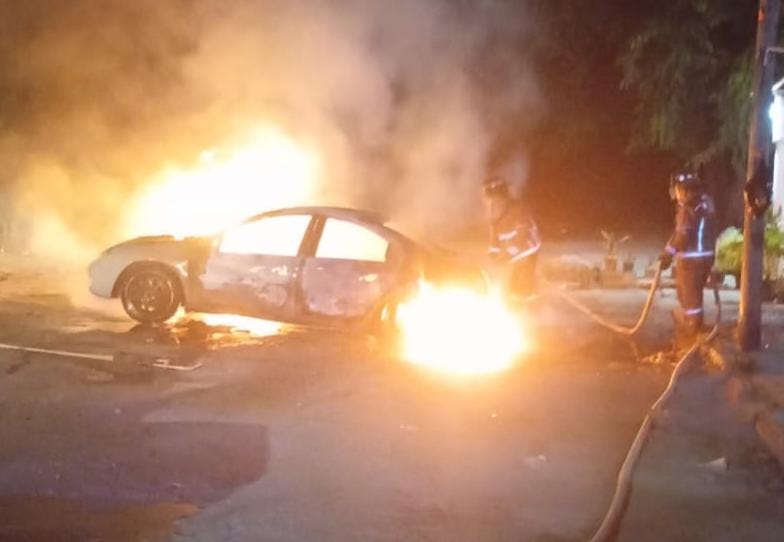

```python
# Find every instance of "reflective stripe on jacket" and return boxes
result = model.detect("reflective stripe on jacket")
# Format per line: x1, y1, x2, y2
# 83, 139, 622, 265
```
489, 202, 541, 262
665, 194, 716, 260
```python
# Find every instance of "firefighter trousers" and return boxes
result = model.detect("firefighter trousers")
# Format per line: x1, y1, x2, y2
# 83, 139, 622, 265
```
674, 256, 713, 330
507, 252, 538, 302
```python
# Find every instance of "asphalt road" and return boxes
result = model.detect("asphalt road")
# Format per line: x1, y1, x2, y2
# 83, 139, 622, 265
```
0, 266, 780, 541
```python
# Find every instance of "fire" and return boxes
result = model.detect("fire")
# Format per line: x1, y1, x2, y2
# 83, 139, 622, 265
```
198, 313, 282, 336
117, 123, 526, 372
125, 125, 320, 239
122, 126, 317, 338
396, 282, 528, 375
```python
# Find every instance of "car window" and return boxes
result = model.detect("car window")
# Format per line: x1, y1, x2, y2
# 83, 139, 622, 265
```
219, 215, 311, 256
316, 219, 389, 263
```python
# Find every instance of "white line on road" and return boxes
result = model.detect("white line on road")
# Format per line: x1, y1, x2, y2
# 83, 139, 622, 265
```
0, 342, 114, 362
0, 342, 202, 371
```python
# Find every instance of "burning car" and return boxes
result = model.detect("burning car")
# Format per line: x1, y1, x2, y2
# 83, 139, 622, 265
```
88, 206, 486, 334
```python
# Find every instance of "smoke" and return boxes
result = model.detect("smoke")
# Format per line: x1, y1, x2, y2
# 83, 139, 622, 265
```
0, 0, 541, 260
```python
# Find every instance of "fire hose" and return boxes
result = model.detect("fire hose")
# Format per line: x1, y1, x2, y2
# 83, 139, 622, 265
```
539, 262, 722, 542
546, 261, 664, 336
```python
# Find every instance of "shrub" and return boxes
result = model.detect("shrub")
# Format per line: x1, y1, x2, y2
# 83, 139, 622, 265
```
715, 227, 743, 275
716, 208, 784, 280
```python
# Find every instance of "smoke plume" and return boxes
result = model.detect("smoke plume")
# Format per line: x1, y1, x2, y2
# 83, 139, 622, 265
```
0, 0, 541, 261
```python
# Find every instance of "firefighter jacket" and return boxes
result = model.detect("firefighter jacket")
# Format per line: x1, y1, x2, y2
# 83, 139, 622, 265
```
665, 194, 716, 261
488, 202, 542, 263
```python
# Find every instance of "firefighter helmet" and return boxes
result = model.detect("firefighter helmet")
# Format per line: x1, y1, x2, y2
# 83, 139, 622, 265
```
482, 176, 510, 197
669, 171, 704, 200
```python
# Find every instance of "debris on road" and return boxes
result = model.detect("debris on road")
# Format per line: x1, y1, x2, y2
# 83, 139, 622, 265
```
641, 351, 674, 365
83, 370, 115, 383
0, 342, 114, 362
113, 351, 203, 372
524, 454, 548, 470
4, 353, 31, 375
0, 342, 203, 374
151, 357, 203, 372
699, 457, 728, 473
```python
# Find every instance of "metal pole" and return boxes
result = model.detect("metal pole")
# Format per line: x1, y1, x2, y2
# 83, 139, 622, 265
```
739, 0, 781, 351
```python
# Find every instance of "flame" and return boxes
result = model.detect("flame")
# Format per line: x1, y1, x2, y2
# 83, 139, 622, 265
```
117, 123, 526, 372
120, 125, 317, 338
125, 125, 320, 239
396, 282, 528, 375
198, 313, 282, 336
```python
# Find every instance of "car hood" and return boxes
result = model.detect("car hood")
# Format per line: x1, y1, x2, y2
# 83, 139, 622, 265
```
102, 235, 213, 255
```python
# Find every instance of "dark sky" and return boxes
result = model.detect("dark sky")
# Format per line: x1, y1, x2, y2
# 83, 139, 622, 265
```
524, 0, 678, 239
522, 0, 762, 240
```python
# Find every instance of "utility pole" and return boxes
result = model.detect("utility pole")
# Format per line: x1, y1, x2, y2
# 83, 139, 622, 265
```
739, 0, 781, 351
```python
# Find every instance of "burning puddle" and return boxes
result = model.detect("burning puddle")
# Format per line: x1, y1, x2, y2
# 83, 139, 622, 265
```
65, 312, 288, 349
112, 314, 294, 375
135, 312, 286, 347
55, 289, 531, 379
8, 311, 298, 381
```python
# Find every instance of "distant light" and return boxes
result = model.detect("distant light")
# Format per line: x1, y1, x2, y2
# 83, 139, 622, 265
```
771, 96, 784, 143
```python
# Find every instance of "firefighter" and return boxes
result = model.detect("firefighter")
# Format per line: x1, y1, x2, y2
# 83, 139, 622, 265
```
659, 171, 716, 342
482, 176, 541, 303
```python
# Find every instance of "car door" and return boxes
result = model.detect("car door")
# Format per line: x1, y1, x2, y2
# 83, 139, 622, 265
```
300, 217, 400, 323
196, 213, 315, 320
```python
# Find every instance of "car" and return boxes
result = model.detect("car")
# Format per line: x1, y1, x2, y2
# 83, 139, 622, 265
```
88, 206, 486, 335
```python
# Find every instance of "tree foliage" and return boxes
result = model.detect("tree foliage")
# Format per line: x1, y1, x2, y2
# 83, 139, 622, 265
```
620, 0, 758, 176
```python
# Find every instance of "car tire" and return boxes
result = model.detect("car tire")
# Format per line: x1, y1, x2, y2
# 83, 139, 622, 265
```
119, 264, 182, 324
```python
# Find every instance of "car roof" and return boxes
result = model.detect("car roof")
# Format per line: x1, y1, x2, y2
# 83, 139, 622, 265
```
249, 206, 390, 226
242, 206, 420, 251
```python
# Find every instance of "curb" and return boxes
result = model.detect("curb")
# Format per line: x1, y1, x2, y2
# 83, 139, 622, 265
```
709, 342, 784, 469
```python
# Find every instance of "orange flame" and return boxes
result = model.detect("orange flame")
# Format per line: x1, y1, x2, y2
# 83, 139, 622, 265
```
199, 313, 282, 336
396, 282, 528, 375
119, 125, 526, 373
123, 126, 317, 337
124, 125, 320, 239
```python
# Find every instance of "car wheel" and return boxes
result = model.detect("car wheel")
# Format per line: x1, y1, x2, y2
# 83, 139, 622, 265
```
120, 265, 182, 324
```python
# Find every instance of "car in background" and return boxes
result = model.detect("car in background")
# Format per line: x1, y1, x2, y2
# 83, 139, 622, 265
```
88, 207, 486, 335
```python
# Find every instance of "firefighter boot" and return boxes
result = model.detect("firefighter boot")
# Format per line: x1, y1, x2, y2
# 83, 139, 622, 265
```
672, 309, 701, 351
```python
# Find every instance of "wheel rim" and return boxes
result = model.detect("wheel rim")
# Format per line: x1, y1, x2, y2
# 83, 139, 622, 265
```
124, 271, 175, 319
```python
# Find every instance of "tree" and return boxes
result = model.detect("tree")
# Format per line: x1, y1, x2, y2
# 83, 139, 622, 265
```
526, 0, 678, 235
619, 0, 760, 226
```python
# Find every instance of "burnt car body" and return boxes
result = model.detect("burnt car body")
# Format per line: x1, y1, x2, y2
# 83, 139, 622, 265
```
89, 207, 485, 331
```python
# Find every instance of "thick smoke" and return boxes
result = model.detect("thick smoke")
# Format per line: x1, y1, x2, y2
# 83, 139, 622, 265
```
0, 0, 541, 261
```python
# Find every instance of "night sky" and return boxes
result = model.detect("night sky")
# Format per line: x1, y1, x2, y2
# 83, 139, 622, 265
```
523, 1, 679, 239
524, 0, 760, 239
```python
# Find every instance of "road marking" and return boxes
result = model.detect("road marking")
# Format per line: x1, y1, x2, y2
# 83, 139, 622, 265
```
0, 342, 114, 362
151, 358, 203, 372
0, 342, 202, 372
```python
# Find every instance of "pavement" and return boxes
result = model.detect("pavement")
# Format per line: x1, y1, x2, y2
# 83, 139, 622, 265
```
716, 300, 784, 479
618, 351, 784, 542
0, 256, 782, 541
